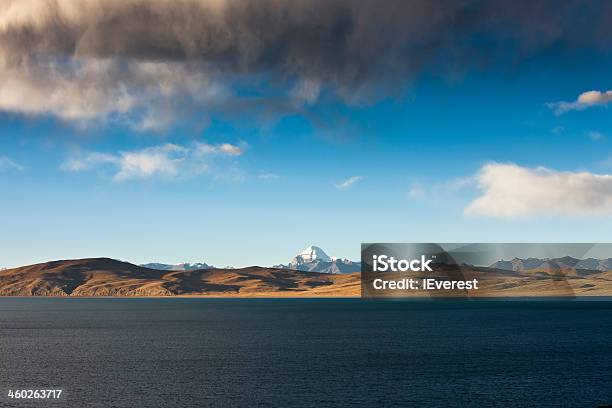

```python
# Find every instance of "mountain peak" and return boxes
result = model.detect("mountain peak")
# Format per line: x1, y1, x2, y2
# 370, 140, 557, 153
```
294, 246, 332, 263
272, 245, 360, 274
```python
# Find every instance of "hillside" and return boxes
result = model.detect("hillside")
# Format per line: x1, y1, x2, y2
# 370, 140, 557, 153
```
1, 257, 612, 297
0, 258, 360, 297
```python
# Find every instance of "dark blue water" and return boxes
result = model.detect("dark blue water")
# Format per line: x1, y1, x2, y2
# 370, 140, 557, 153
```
0, 299, 611, 407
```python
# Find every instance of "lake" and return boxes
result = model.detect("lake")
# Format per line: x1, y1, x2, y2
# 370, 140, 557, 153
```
0, 298, 611, 407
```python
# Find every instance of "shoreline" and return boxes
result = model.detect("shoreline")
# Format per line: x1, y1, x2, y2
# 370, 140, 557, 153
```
1, 294, 612, 299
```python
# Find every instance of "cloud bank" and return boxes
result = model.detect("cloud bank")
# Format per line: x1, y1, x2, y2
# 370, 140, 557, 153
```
62, 141, 243, 181
1, 0, 611, 129
466, 163, 612, 217
549, 90, 612, 115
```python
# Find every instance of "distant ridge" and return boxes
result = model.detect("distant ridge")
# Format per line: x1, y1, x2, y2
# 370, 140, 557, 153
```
141, 262, 212, 271
489, 256, 612, 272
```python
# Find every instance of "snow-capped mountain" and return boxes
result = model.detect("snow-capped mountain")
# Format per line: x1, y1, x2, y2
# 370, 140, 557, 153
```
141, 246, 362, 274
489, 257, 612, 272
141, 262, 212, 271
275, 246, 361, 274
290, 246, 332, 264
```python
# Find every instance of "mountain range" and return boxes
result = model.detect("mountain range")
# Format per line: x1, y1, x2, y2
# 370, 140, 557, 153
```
142, 246, 361, 274
489, 256, 612, 272
119, 251, 612, 276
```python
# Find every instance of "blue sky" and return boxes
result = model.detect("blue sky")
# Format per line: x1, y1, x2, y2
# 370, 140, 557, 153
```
1, 1, 612, 268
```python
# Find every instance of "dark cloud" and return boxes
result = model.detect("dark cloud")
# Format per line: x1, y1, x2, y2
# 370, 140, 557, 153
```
0, 0, 610, 128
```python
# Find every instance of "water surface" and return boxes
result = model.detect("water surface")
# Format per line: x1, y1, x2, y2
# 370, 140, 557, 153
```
0, 298, 611, 407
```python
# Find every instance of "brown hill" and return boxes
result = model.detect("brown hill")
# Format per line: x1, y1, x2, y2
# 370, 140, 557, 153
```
2, 258, 611, 297
461, 265, 612, 297
0, 258, 361, 297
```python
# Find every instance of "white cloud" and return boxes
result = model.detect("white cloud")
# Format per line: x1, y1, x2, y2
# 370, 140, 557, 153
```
193, 142, 245, 157
465, 163, 612, 217
335, 176, 362, 189
548, 90, 612, 115
216, 143, 245, 156
61, 152, 118, 172
0, 155, 23, 172
0, 59, 227, 131
62, 142, 243, 181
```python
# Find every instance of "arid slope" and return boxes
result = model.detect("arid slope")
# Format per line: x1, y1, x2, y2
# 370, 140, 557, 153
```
1, 258, 611, 297
0, 258, 360, 297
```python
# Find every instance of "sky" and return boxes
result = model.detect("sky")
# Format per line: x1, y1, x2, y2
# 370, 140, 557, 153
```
1, 0, 612, 268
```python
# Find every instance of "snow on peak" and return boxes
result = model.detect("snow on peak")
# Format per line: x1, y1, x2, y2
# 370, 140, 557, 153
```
292, 246, 331, 264
274, 245, 361, 274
